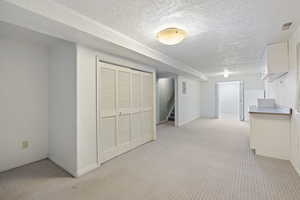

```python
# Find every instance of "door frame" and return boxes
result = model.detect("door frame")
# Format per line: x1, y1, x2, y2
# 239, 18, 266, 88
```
156, 76, 176, 125
215, 80, 244, 121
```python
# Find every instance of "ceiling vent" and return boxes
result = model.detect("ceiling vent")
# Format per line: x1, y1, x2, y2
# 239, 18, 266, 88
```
282, 22, 293, 31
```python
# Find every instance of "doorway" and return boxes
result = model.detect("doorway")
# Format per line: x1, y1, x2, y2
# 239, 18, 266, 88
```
216, 81, 244, 120
156, 77, 176, 125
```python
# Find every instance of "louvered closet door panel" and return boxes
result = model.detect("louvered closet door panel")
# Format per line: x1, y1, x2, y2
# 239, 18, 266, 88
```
117, 67, 132, 153
101, 117, 117, 162
101, 67, 116, 117
99, 63, 118, 162
131, 72, 142, 147
118, 69, 131, 113
131, 112, 141, 147
142, 111, 154, 142
142, 73, 153, 110
141, 72, 154, 143
132, 72, 141, 113
118, 114, 131, 152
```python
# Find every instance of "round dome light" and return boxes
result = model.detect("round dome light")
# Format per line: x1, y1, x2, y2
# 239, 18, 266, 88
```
156, 28, 187, 45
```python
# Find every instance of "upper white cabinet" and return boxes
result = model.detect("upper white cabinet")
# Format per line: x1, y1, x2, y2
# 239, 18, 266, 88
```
262, 42, 289, 82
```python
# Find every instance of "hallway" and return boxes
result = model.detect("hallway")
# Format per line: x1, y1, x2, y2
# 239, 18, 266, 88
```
1, 119, 300, 200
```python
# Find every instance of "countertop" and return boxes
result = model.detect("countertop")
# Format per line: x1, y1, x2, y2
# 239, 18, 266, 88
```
248, 105, 292, 116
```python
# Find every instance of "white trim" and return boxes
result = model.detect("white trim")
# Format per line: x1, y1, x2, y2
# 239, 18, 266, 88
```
178, 115, 201, 127
152, 72, 157, 140
96, 56, 101, 166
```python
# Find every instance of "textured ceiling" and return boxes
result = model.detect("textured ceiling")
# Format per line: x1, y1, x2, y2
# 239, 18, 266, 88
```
53, 0, 300, 75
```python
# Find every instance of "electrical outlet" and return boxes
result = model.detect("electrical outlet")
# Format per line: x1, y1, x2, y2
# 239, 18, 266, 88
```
22, 141, 29, 149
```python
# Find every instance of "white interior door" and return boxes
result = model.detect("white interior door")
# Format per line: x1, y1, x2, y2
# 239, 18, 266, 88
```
217, 81, 240, 120
97, 60, 155, 164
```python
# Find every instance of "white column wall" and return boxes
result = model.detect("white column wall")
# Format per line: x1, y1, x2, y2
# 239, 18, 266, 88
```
176, 76, 201, 126
48, 41, 77, 176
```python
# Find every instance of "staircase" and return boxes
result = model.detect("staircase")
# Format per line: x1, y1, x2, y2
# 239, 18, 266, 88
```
168, 107, 175, 121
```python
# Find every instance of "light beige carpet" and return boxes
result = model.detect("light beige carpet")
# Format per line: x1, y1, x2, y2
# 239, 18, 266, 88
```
1, 119, 300, 200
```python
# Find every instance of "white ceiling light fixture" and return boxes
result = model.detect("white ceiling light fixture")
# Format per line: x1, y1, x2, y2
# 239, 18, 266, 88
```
224, 69, 229, 78
156, 28, 187, 45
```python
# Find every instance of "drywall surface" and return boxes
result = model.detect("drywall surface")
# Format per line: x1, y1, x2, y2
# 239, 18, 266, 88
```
158, 78, 174, 122
200, 74, 264, 118
48, 41, 77, 176
76, 45, 156, 175
0, 38, 48, 172
177, 76, 201, 126
265, 27, 300, 173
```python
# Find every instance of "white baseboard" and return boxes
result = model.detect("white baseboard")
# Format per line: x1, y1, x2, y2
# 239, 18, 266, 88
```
0, 156, 47, 173
75, 163, 99, 177
178, 115, 201, 126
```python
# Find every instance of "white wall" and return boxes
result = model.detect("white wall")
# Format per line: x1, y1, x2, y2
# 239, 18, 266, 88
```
200, 74, 265, 118
0, 38, 48, 172
176, 76, 201, 126
48, 41, 77, 176
265, 27, 300, 174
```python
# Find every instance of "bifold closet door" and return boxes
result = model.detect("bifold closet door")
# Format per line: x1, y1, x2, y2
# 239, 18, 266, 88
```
98, 61, 154, 164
